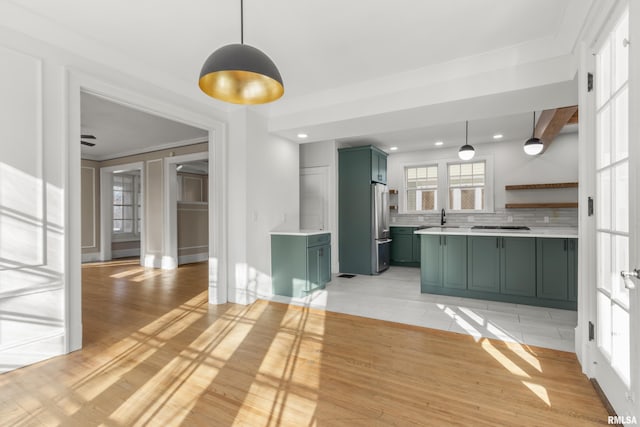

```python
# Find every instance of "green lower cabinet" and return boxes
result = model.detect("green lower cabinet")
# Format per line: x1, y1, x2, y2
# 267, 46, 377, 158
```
467, 236, 500, 293
390, 227, 421, 266
501, 237, 536, 297
467, 236, 535, 296
391, 233, 414, 262
271, 233, 331, 297
420, 234, 443, 289
420, 234, 467, 290
443, 235, 467, 289
568, 239, 578, 302
536, 238, 569, 300
421, 234, 577, 310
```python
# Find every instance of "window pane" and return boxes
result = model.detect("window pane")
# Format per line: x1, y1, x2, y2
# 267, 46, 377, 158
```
611, 303, 630, 386
597, 232, 612, 292
596, 41, 611, 108
597, 291, 612, 358
448, 161, 485, 210
613, 234, 629, 308
122, 220, 133, 233
123, 191, 133, 205
613, 163, 628, 232
597, 105, 612, 168
597, 170, 611, 229
405, 166, 437, 212
613, 88, 628, 162
613, 11, 629, 92
113, 206, 123, 220
113, 219, 123, 233
113, 190, 123, 205
123, 206, 133, 220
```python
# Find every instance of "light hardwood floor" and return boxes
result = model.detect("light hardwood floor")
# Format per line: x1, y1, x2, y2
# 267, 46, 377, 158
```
0, 260, 608, 426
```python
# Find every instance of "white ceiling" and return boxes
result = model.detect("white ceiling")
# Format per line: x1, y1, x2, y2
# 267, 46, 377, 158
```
7, 0, 580, 98
5, 0, 594, 155
81, 92, 207, 160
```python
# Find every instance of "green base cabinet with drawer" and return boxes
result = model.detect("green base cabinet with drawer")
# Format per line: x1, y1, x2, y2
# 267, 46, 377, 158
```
420, 234, 467, 291
271, 233, 331, 297
390, 227, 421, 267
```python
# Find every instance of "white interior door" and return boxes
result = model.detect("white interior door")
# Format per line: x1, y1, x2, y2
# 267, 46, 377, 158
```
592, 4, 639, 419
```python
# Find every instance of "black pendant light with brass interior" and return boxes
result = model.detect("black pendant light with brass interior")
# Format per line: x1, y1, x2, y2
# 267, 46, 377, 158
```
523, 111, 544, 155
458, 120, 475, 161
199, 0, 284, 104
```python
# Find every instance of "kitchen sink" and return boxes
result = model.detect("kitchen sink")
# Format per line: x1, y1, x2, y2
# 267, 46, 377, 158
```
421, 225, 461, 229
471, 225, 530, 230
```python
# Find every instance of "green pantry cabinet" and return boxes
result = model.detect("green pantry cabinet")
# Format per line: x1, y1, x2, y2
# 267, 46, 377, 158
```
420, 233, 577, 310
271, 232, 331, 297
338, 145, 387, 275
390, 226, 421, 267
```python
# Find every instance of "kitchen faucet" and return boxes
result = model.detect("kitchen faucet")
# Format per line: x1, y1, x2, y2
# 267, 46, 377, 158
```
440, 208, 446, 226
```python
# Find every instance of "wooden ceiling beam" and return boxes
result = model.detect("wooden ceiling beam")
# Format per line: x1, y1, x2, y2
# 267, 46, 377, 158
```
534, 105, 578, 154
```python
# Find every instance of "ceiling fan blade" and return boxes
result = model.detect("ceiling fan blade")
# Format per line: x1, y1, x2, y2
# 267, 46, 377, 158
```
81, 134, 96, 139
81, 141, 96, 147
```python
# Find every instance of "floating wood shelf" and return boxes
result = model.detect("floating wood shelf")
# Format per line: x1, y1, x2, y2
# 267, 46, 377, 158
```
389, 205, 398, 210
389, 189, 398, 195
505, 203, 579, 209
505, 182, 578, 190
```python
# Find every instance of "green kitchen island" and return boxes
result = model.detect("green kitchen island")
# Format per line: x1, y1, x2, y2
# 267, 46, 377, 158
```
415, 227, 578, 310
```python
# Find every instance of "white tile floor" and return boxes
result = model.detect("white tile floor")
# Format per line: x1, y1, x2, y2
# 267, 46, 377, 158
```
261, 266, 577, 352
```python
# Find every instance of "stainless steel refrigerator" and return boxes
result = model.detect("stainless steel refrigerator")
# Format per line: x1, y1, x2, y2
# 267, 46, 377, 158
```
372, 183, 391, 273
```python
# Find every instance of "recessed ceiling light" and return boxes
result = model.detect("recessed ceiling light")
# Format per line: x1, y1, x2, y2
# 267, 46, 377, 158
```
389, 146, 398, 151
434, 141, 444, 146
297, 133, 308, 139
493, 134, 503, 139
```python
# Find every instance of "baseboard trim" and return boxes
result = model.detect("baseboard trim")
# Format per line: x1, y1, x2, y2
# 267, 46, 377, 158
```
590, 378, 617, 417
82, 252, 102, 263
112, 248, 141, 259
178, 253, 208, 265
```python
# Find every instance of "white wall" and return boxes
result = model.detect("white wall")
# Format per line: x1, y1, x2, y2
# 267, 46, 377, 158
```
0, 21, 229, 371
226, 109, 300, 304
387, 132, 579, 214
300, 141, 339, 272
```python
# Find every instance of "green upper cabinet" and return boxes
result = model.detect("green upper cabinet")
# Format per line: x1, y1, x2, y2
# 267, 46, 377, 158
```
501, 237, 536, 297
371, 149, 387, 184
536, 238, 569, 300
420, 234, 467, 291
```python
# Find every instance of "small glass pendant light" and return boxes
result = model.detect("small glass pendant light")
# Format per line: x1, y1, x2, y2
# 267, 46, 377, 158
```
523, 112, 544, 155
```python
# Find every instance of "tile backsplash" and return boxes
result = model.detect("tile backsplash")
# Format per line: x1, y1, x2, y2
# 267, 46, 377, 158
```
390, 208, 578, 228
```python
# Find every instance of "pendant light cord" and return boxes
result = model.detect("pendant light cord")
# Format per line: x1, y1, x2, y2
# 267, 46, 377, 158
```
240, 0, 244, 44
466, 120, 469, 143
531, 111, 536, 137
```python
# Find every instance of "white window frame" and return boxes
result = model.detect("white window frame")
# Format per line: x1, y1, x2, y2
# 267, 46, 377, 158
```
112, 172, 141, 241
403, 164, 439, 213
446, 157, 494, 213
400, 155, 494, 214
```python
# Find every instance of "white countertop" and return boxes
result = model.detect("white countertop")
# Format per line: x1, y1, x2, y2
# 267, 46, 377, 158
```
414, 227, 578, 238
269, 230, 330, 236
